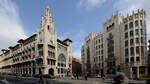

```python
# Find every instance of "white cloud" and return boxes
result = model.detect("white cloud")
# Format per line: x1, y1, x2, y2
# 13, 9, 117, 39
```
0, 0, 27, 51
77, 0, 106, 10
113, 0, 150, 39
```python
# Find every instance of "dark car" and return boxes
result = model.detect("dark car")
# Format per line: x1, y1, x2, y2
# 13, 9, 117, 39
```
33, 74, 41, 78
43, 74, 55, 79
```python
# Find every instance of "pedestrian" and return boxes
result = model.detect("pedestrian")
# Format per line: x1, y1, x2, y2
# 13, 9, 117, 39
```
76, 74, 78, 80
16, 74, 20, 81
74, 74, 76, 80
39, 74, 44, 84
84, 72, 88, 80
71, 75, 74, 80
81, 75, 83, 80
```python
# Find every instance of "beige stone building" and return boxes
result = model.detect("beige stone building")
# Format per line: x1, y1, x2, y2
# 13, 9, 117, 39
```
122, 10, 147, 78
81, 9, 148, 78
93, 34, 104, 77
103, 11, 124, 77
0, 6, 72, 77
81, 33, 104, 77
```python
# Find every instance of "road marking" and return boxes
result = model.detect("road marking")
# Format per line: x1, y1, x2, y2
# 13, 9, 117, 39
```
93, 82, 99, 84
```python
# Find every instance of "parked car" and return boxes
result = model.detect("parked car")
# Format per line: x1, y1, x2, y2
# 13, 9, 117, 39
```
96, 74, 101, 78
22, 74, 30, 77
32, 74, 41, 78
43, 74, 55, 79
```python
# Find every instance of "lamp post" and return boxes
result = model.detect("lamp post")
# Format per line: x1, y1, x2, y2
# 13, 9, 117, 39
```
39, 66, 45, 84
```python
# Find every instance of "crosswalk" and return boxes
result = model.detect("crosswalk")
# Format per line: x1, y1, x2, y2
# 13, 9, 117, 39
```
0, 79, 10, 84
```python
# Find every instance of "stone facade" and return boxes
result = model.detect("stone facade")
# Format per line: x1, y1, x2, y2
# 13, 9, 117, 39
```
81, 9, 148, 78
81, 33, 104, 77
148, 40, 150, 75
122, 10, 147, 79
0, 6, 72, 77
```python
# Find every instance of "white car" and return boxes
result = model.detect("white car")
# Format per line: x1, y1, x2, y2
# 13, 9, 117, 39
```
96, 74, 101, 78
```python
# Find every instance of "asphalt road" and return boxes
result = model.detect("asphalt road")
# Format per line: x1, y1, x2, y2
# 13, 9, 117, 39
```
0, 75, 107, 84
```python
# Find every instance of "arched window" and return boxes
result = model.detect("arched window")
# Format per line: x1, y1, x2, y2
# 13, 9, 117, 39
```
58, 54, 66, 62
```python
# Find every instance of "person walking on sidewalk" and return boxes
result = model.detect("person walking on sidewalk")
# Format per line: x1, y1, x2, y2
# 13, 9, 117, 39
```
39, 74, 44, 84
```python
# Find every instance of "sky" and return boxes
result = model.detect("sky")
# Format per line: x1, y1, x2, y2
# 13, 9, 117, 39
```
0, 0, 150, 59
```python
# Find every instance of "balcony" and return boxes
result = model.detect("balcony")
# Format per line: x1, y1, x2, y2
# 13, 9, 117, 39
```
47, 56, 56, 60
105, 56, 116, 62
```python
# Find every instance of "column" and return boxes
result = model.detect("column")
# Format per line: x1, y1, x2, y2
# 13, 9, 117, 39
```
145, 67, 148, 76
31, 62, 33, 75
130, 67, 132, 79
137, 67, 139, 78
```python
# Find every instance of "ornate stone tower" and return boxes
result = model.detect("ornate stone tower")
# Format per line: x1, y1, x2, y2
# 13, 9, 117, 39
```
37, 6, 57, 75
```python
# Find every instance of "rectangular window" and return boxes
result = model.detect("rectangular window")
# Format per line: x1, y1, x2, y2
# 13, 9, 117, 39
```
140, 20, 143, 26
101, 45, 103, 48
101, 50, 103, 54
136, 46, 140, 54
129, 22, 133, 28
125, 58, 129, 63
39, 51, 43, 56
136, 38, 139, 43
135, 29, 139, 35
141, 29, 143, 35
136, 57, 140, 61
99, 39, 100, 43
124, 24, 128, 31
130, 39, 134, 45
130, 47, 134, 56
130, 31, 134, 36
135, 20, 138, 27
141, 46, 144, 55
61, 68, 63, 73
125, 32, 128, 38
131, 57, 134, 62
48, 25, 50, 30
58, 68, 60, 74
125, 48, 129, 56
48, 51, 51, 56
141, 37, 144, 43
96, 40, 97, 44
125, 40, 128, 47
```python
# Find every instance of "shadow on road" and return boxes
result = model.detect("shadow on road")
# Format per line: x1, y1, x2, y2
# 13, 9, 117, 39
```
0, 75, 74, 84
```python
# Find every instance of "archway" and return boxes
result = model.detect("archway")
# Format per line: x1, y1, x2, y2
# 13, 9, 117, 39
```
49, 68, 54, 76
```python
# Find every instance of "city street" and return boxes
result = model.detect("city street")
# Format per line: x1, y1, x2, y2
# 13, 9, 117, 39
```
0, 75, 107, 84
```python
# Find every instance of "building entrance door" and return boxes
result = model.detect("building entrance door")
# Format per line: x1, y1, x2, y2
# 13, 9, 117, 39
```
49, 68, 54, 76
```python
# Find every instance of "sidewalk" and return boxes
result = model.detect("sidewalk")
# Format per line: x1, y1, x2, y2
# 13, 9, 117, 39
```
104, 78, 146, 84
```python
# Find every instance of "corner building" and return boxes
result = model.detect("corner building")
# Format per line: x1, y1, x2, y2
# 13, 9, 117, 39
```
122, 10, 147, 78
81, 33, 104, 77
0, 7, 72, 77
81, 10, 148, 78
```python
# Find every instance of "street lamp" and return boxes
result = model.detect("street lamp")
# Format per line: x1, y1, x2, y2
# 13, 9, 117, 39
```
39, 66, 45, 84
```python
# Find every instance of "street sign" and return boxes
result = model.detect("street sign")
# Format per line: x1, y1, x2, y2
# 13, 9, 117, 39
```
130, 71, 134, 74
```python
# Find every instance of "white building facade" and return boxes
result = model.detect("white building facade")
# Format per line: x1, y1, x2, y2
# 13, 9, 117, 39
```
0, 7, 72, 77
81, 33, 104, 77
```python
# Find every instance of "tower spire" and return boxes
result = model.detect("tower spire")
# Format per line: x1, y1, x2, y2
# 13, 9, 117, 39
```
41, 16, 45, 28
45, 6, 52, 24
